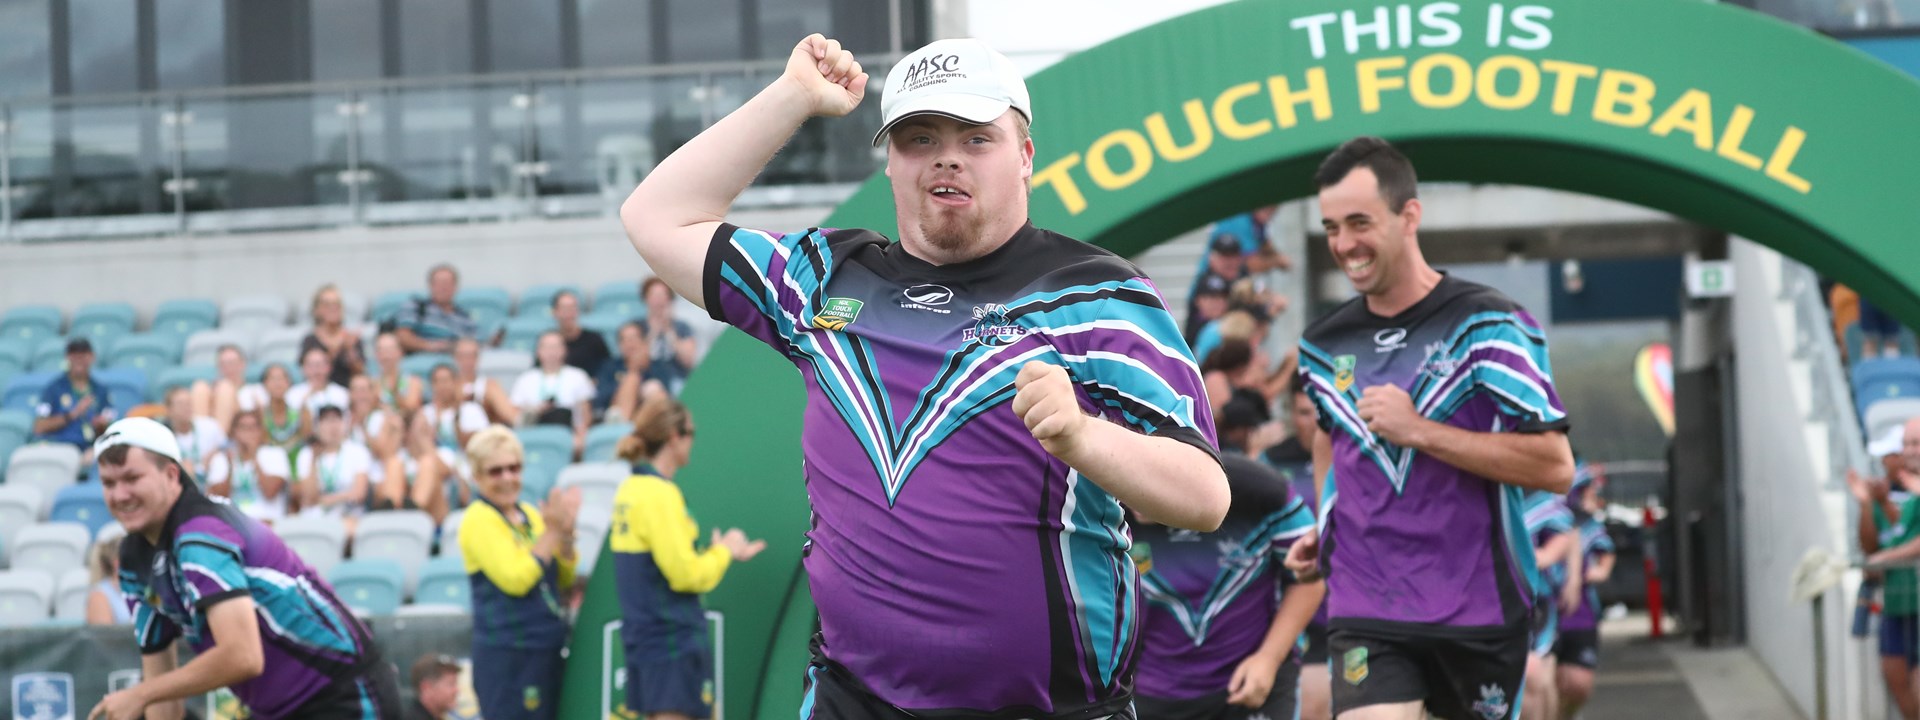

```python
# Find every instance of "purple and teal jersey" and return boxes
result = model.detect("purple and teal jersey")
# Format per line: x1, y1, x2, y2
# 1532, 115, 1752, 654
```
704, 223, 1218, 715
1134, 454, 1316, 700
1298, 274, 1567, 634
1561, 515, 1616, 631
121, 487, 376, 719
1524, 490, 1575, 593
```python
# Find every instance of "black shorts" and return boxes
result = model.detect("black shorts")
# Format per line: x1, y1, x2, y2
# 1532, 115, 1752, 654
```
799, 634, 1134, 720
1328, 625, 1528, 720
1302, 621, 1330, 664
291, 660, 404, 719
626, 646, 714, 719
1554, 629, 1601, 669
1135, 656, 1301, 720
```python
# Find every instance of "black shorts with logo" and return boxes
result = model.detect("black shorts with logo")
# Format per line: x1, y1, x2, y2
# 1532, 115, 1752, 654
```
1327, 623, 1528, 720
1553, 629, 1601, 670
1135, 656, 1301, 720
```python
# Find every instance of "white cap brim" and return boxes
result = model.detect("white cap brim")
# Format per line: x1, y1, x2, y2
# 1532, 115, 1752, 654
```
1872, 424, 1908, 458
872, 94, 1017, 146
94, 417, 184, 465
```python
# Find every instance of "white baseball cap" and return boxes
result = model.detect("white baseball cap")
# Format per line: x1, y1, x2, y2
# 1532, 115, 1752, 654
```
872, 38, 1031, 146
94, 417, 184, 465
1871, 423, 1908, 458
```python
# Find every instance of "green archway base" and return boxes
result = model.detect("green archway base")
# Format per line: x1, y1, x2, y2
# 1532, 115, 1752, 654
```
561, 1, 1920, 717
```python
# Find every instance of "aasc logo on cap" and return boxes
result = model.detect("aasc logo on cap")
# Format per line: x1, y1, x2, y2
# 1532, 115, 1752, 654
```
901, 53, 964, 91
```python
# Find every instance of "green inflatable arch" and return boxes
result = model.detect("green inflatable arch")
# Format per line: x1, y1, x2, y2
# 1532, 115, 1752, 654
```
562, 0, 1920, 716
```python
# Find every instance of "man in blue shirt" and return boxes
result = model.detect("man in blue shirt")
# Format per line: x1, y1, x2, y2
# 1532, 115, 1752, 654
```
33, 338, 115, 462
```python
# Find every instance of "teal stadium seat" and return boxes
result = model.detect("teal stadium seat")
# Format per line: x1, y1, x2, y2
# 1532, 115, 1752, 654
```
515, 284, 582, 318
0, 307, 63, 346
327, 559, 406, 616
150, 299, 219, 341
69, 303, 136, 347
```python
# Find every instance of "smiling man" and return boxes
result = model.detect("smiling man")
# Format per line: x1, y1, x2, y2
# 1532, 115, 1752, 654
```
89, 417, 400, 720
619, 34, 1227, 720
1286, 136, 1574, 720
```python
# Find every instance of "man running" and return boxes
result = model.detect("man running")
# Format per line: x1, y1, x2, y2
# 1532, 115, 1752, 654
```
1521, 489, 1579, 720
1133, 453, 1323, 720
1555, 466, 1617, 718
1287, 136, 1574, 720
618, 34, 1228, 719
88, 417, 401, 720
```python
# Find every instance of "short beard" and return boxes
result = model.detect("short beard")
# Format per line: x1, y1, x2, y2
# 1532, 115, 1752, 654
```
916, 205, 996, 259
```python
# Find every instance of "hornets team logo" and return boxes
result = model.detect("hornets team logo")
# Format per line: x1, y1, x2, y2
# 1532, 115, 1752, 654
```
1471, 684, 1510, 720
812, 297, 864, 331
1333, 354, 1358, 393
962, 303, 1027, 346
1420, 341, 1465, 380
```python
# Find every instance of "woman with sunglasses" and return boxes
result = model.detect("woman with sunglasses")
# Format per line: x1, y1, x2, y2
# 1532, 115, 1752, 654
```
458, 425, 581, 720
611, 397, 763, 720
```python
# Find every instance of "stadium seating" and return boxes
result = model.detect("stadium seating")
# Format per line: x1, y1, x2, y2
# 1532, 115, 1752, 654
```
328, 559, 406, 616
478, 349, 532, 389
0, 338, 28, 387
150, 299, 220, 340
28, 338, 69, 372
1866, 398, 1920, 443
401, 353, 454, 382
93, 368, 149, 412
275, 515, 347, 578
593, 280, 643, 319
48, 484, 113, 538
371, 291, 415, 325
413, 555, 471, 610
183, 329, 252, 368
254, 326, 312, 369
1854, 358, 1920, 409
517, 427, 572, 503
7, 444, 83, 501
106, 333, 184, 375
0, 569, 53, 626
153, 365, 218, 403
456, 288, 513, 328
2, 372, 55, 414
10, 522, 90, 577
581, 312, 632, 357
220, 295, 290, 340
556, 462, 629, 513
69, 303, 136, 347
516, 284, 582, 318
94, 522, 124, 544
584, 423, 632, 463
574, 512, 610, 578
499, 317, 553, 354
0, 408, 31, 440
0, 486, 45, 556
52, 568, 91, 622
0, 306, 63, 346
352, 511, 435, 596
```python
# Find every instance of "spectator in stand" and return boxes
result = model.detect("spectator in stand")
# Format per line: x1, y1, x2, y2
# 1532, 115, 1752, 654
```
162, 387, 227, 479
453, 337, 519, 426
1261, 374, 1329, 720
512, 332, 595, 457
1206, 206, 1290, 276
373, 332, 426, 415
638, 277, 698, 397
302, 283, 367, 387
1192, 307, 1268, 371
296, 405, 376, 538
206, 411, 293, 523
85, 534, 131, 626
376, 410, 468, 525
459, 426, 580, 720
1853, 421, 1920, 720
553, 290, 612, 377
31, 338, 116, 462
1200, 338, 1292, 422
427, 364, 490, 456
288, 346, 352, 421
396, 264, 480, 354
1862, 295, 1906, 359
611, 395, 764, 720
192, 344, 267, 431
1831, 283, 1861, 361
407, 654, 464, 720
1215, 394, 1285, 459
1186, 272, 1233, 345
257, 364, 306, 454
348, 373, 401, 461
603, 322, 656, 422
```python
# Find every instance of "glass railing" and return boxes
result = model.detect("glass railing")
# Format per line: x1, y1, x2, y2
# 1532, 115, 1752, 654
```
0, 58, 898, 242
1752, 0, 1920, 32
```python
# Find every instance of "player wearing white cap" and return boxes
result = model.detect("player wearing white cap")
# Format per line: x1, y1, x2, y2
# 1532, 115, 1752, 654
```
87, 417, 401, 720
619, 34, 1227, 720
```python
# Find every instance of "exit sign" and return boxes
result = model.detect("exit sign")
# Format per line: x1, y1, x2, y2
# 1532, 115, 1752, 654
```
1687, 260, 1736, 298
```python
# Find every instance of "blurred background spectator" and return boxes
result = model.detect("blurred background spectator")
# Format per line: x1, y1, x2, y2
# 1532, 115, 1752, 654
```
84, 534, 129, 627
396, 264, 478, 355
32, 338, 115, 463
553, 290, 611, 378
297, 405, 375, 537
193, 344, 267, 431
348, 373, 402, 462
454, 337, 519, 426
373, 332, 426, 415
638, 277, 697, 397
163, 386, 226, 479
407, 654, 464, 720
427, 365, 490, 458
302, 284, 367, 387
513, 332, 595, 458
258, 364, 306, 454
289, 346, 351, 418
206, 411, 293, 523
